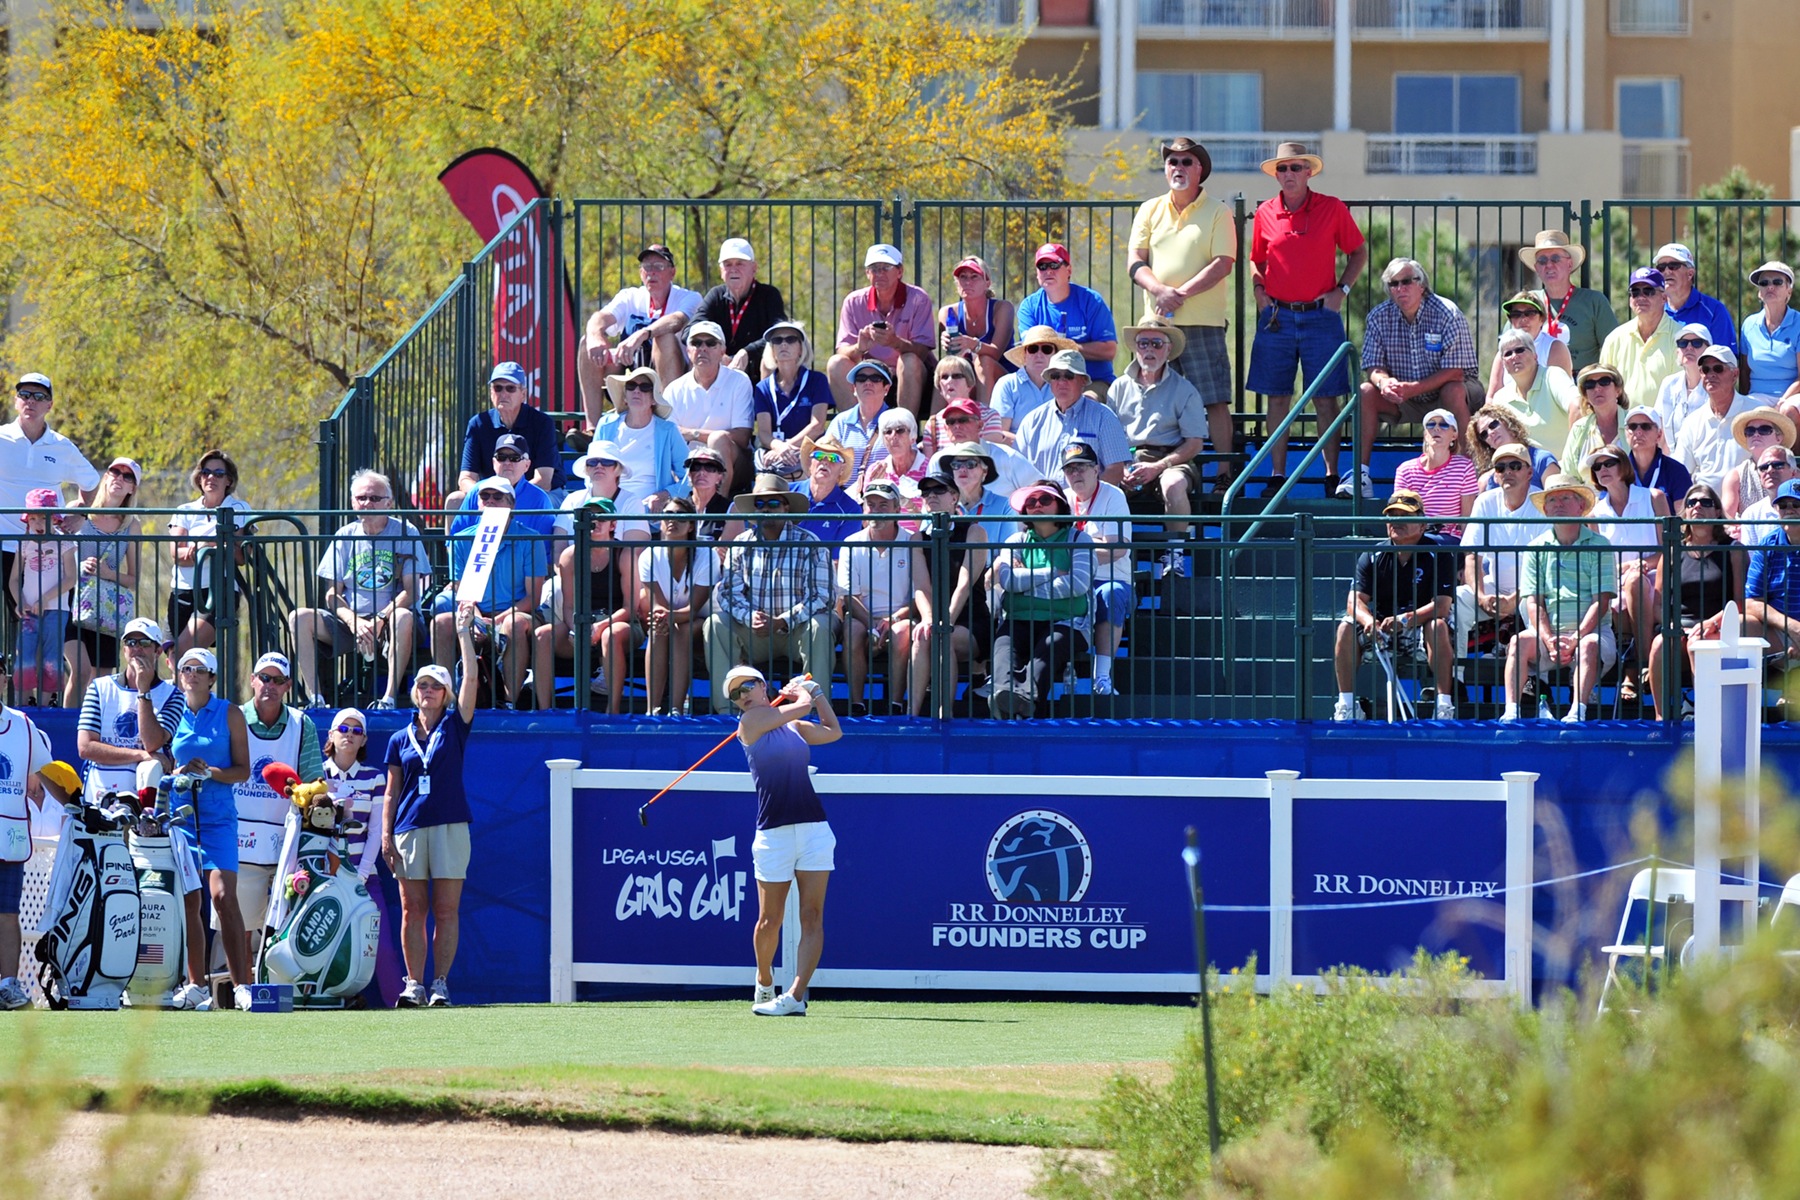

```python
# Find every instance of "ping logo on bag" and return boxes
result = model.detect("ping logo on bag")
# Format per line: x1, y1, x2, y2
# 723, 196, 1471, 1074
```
49, 867, 97, 946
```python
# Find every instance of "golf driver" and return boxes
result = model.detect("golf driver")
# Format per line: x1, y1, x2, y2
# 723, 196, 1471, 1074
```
639, 676, 811, 826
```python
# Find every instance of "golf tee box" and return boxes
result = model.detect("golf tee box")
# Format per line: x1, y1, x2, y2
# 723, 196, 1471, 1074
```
247, 983, 294, 1012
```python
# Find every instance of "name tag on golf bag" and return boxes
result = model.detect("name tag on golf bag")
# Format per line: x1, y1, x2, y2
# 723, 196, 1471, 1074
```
262, 843, 380, 1004
36, 821, 140, 1010
126, 834, 186, 1007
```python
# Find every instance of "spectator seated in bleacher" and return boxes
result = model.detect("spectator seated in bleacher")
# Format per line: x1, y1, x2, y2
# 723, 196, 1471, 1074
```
1491, 326, 1576, 457
1106, 316, 1210, 546
704, 475, 834, 715
62, 456, 142, 709
1058, 442, 1133, 698
1647, 482, 1742, 721
662, 319, 754, 494
434, 477, 545, 710
1331, 489, 1456, 721
1656, 323, 1713, 435
926, 398, 1037, 494
1656, 242, 1738, 354
1520, 229, 1617, 375
1469, 404, 1557, 491
1673, 345, 1757, 490
990, 326, 1072, 441
1457, 443, 1546, 660
450, 433, 556, 536
1016, 242, 1118, 397
937, 255, 1016, 402
447, 362, 563, 511
857, 408, 927, 509
695, 238, 787, 383
1562, 363, 1631, 472
682, 446, 737, 543
1621, 405, 1691, 505
577, 244, 700, 427
291, 469, 428, 712
1584, 444, 1671, 705
934, 442, 1017, 537
1721, 406, 1795, 525
1736, 444, 1796, 546
836, 483, 925, 717
533, 495, 634, 715
1352, 258, 1480, 500
1600, 268, 1681, 407
907, 462, 989, 718
986, 482, 1095, 721
1483, 292, 1573, 408
1393, 407, 1478, 538
752, 320, 832, 480
790, 435, 861, 549
1500, 473, 1617, 723
13, 489, 75, 706
922, 356, 1001, 452
1744, 478, 1800, 667
1014, 350, 1130, 486
595, 366, 687, 519
828, 243, 936, 416
637, 496, 715, 717
167, 449, 250, 658
825, 360, 895, 485
1741, 261, 1800, 410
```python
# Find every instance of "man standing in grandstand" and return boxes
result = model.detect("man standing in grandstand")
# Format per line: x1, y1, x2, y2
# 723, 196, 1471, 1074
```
577, 244, 702, 425
1246, 142, 1367, 495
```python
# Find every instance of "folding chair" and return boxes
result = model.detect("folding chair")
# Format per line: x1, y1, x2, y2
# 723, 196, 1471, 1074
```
1597, 867, 1694, 1015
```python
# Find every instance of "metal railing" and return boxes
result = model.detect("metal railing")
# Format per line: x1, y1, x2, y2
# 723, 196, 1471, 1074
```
1135, 0, 1332, 32
1365, 135, 1539, 176
1595, 200, 1800, 340
1609, 0, 1688, 35
1352, 0, 1547, 35
1620, 141, 1693, 202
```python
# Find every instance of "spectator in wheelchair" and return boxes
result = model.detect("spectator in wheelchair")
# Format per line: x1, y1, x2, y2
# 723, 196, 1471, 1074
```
1500, 473, 1617, 723
291, 469, 429, 711
1332, 489, 1456, 722
1106, 316, 1209, 553
1647, 482, 1742, 721
433, 478, 545, 710
1058, 441, 1133, 698
1456, 443, 1547, 660
836, 482, 925, 717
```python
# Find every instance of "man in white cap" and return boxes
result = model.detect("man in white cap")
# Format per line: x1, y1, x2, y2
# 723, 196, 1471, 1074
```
0, 664, 53, 1011
827, 243, 936, 415
1013, 350, 1130, 485
1673, 344, 1757, 489
696, 238, 788, 382
0, 372, 99, 620
1247, 141, 1368, 491
1653, 242, 1737, 352
75, 616, 182, 803
663, 319, 754, 493
577, 244, 702, 426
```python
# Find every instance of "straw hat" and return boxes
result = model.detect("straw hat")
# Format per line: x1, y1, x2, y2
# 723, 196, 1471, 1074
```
1121, 315, 1187, 360
797, 433, 858, 487
603, 366, 672, 418
1519, 230, 1586, 272
1731, 405, 1797, 452
1530, 472, 1597, 515
728, 472, 811, 515
1004, 325, 1078, 368
1259, 141, 1323, 178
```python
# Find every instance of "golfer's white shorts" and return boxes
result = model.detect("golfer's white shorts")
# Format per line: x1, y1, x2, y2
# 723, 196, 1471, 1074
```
752, 821, 836, 883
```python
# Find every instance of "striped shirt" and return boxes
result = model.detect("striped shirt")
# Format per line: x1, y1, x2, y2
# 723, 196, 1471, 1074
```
324, 758, 385, 878
1394, 454, 1479, 536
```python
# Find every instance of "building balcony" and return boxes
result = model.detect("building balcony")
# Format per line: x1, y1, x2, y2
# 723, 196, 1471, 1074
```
1351, 0, 1546, 38
1135, 0, 1331, 37
1621, 140, 1690, 199
1609, 0, 1689, 35
1365, 134, 1538, 175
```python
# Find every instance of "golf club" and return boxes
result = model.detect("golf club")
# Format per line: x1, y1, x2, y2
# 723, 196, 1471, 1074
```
1182, 826, 1221, 1159
639, 676, 813, 826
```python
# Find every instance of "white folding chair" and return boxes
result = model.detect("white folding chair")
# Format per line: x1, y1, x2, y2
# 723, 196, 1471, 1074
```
1597, 867, 1695, 1016
1767, 874, 1800, 963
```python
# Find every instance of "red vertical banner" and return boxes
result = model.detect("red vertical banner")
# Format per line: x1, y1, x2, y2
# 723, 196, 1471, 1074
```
437, 149, 579, 417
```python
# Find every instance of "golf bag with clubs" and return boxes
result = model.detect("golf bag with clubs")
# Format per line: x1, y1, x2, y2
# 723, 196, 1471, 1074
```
256, 763, 381, 1007
35, 784, 140, 1010
124, 767, 203, 1008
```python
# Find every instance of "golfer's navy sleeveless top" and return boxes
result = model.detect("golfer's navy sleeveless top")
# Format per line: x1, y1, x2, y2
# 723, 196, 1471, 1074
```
743, 723, 828, 831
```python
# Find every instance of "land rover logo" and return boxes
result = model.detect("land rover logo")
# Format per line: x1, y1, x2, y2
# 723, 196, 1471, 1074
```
295, 897, 343, 956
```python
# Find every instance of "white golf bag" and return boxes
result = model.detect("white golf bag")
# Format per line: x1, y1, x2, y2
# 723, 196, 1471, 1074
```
258, 816, 381, 1007
35, 799, 141, 1010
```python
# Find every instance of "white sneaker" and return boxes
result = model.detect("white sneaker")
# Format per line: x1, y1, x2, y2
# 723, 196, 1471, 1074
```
233, 984, 254, 1012
194, 992, 214, 1012
1093, 675, 1115, 697
1434, 696, 1456, 720
428, 977, 452, 1007
0, 977, 29, 1010
1561, 706, 1585, 724
396, 977, 426, 1008
590, 666, 608, 695
170, 982, 207, 1010
752, 991, 807, 1017
753, 982, 779, 1006
1331, 698, 1358, 721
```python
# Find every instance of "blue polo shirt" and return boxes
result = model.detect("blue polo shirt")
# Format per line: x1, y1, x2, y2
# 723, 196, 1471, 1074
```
790, 482, 862, 549
1666, 289, 1737, 353
459, 404, 564, 490
1748, 528, 1800, 617
1015, 285, 1119, 383
1013, 394, 1131, 477
385, 709, 472, 832
1742, 307, 1800, 397
448, 524, 548, 613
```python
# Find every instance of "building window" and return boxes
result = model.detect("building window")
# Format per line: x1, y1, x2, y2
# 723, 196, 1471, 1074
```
1616, 77, 1681, 139
1393, 74, 1521, 135
1137, 71, 1261, 134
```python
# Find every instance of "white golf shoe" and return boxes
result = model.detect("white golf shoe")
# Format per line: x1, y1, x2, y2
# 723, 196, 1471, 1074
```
752, 991, 807, 1017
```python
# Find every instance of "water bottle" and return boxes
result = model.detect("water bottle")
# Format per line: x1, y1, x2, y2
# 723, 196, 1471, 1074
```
943, 308, 963, 359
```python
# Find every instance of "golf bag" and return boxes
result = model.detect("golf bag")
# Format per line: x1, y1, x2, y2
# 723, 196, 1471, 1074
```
258, 816, 381, 1007
123, 777, 201, 1008
35, 798, 140, 1010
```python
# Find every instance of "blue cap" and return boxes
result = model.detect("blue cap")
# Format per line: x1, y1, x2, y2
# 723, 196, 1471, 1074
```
849, 360, 894, 386
489, 362, 528, 387
1777, 479, 1800, 504
1629, 267, 1666, 290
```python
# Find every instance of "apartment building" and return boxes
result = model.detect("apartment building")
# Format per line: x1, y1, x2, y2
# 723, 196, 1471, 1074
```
1006, 0, 1800, 203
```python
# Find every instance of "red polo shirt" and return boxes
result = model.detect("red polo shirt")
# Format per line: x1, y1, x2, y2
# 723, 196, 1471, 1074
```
1250, 191, 1365, 305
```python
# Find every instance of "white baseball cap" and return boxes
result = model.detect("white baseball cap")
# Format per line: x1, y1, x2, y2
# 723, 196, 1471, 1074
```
722, 665, 766, 695
1654, 242, 1694, 268
252, 652, 291, 679
717, 237, 756, 264
177, 647, 217, 674
864, 243, 903, 267
415, 664, 452, 690
122, 617, 165, 645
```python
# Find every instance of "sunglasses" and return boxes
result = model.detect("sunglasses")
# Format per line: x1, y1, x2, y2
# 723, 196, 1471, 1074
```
106, 465, 137, 480
1274, 163, 1309, 173
919, 482, 953, 497
752, 497, 788, 511
811, 450, 845, 464
1629, 286, 1661, 298
1423, 420, 1454, 431
624, 380, 655, 393
1135, 338, 1169, 351
937, 374, 970, 384
335, 724, 366, 736
1023, 345, 1059, 358
588, 459, 622, 470
1386, 276, 1422, 289
1779, 502, 1800, 512
1684, 496, 1720, 508
353, 492, 390, 502
768, 334, 802, 345
944, 413, 978, 424
1745, 423, 1780, 438
1757, 461, 1793, 473
123, 637, 158, 649
729, 680, 761, 700
1022, 497, 1059, 510
490, 383, 521, 394
493, 451, 525, 463
1534, 254, 1571, 267
1035, 261, 1067, 271
1756, 277, 1791, 288
852, 373, 888, 385
197, 466, 230, 478
1044, 371, 1080, 382
1676, 337, 1708, 349
1494, 461, 1530, 473
686, 461, 724, 474
1580, 377, 1618, 391
254, 673, 288, 685
14, 390, 49, 403
1700, 363, 1733, 375
179, 664, 214, 675
1504, 309, 1540, 319
478, 491, 512, 502
1478, 423, 1504, 438
687, 337, 720, 348
1654, 261, 1686, 273
949, 458, 985, 470
1165, 156, 1198, 167
1500, 347, 1531, 358
1626, 421, 1657, 432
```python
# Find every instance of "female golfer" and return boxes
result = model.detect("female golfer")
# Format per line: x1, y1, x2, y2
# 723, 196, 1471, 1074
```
723, 664, 841, 1017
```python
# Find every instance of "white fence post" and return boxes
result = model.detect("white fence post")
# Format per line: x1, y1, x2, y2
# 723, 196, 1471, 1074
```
547, 758, 580, 1003
1502, 771, 1538, 1006
1266, 770, 1300, 990
1689, 604, 1765, 958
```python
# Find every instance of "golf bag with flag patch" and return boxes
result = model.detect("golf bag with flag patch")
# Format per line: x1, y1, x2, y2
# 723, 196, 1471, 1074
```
35, 796, 140, 1010
125, 772, 202, 1008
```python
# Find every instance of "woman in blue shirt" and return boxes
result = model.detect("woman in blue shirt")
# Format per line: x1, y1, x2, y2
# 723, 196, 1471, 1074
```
726, 664, 841, 1018
1742, 261, 1800, 403
383, 605, 479, 1008
752, 320, 834, 478
169, 646, 251, 1009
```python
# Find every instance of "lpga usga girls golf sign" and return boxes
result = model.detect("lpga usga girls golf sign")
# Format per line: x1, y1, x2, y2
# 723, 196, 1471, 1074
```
546, 766, 1528, 997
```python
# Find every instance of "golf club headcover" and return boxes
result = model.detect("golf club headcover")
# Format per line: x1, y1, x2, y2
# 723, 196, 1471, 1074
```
261, 761, 302, 798
39, 760, 82, 804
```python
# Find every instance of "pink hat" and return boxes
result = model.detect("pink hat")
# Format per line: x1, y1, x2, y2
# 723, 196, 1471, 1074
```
24, 488, 59, 510
941, 397, 983, 421
1010, 482, 1070, 514
952, 255, 990, 279
1033, 243, 1071, 267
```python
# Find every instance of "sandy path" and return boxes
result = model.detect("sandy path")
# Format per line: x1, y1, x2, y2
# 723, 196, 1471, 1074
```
44, 1112, 1071, 1198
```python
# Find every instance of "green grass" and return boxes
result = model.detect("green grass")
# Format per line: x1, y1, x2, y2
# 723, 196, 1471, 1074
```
6, 1001, 1189, 1147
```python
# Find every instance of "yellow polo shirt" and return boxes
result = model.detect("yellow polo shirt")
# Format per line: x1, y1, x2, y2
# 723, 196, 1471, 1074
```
1128, 189, 1238, 328
1599, 314, 1679, 410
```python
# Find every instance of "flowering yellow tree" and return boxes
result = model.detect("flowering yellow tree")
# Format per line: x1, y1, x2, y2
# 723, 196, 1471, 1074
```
0, 0, 1085, 501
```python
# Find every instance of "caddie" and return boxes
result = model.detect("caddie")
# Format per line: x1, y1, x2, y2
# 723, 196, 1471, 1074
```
226, 652, 322, 962
0, 655, 56, 1010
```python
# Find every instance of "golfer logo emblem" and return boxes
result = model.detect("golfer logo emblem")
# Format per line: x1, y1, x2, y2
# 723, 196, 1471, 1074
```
986, 810, 1092, 905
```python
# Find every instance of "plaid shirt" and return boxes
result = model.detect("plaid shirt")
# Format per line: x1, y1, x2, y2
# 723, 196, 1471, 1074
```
1361, 293, 1477, 384
718, 524, 834, 625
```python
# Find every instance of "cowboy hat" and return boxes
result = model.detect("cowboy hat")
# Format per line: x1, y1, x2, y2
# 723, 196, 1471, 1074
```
1260, 141, 1323, 178
1004, 325, 1078, 368
1731, 405, 1798, 452
1159, 137, 1212, 183
728, 472, 811, 515
1519, 230, 1587, 273
1122, 315, 1187, 361
931, 441, 999, 485
797, 433, 858, 487
1530, 472, 1597, 515
603, 366, 673, 418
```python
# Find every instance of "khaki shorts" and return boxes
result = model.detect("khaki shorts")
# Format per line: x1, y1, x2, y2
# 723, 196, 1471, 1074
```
394, 822, 472, 881
1386, 372, 1486, 422
209, 862, 277, 933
